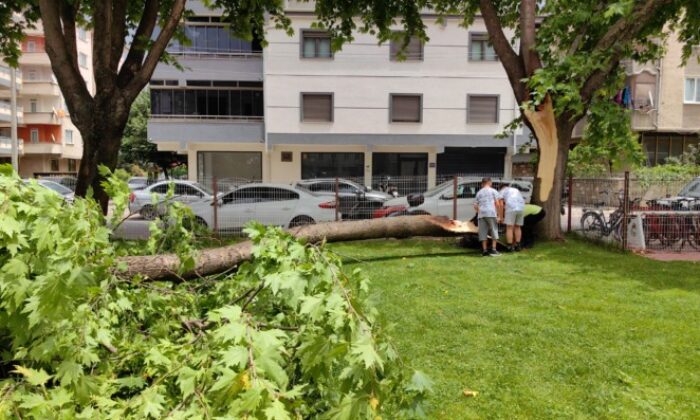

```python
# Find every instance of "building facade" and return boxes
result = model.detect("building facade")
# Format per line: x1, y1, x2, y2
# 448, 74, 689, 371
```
0, 22, 94, 177
149, 1, 526, 189
626, 41, 700, 165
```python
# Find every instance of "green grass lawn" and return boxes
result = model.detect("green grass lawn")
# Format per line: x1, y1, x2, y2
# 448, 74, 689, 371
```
329, 238, 700, 419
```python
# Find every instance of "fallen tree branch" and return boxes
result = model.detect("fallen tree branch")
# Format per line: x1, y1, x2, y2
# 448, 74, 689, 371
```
117, 215, 477, 282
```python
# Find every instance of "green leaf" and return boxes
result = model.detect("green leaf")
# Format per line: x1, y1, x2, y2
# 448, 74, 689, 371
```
406, 370, 434, 393
13, 365, 51, 386
265, 399, 291, 420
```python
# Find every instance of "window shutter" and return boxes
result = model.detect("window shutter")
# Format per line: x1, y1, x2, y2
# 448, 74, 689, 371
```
468, 96, 498, 123
391, 95, 421, 122
390, 36, 422, 61
302, 94, 333, 121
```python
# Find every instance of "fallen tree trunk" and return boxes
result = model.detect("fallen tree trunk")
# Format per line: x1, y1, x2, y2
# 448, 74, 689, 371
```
119, 215, 477, 281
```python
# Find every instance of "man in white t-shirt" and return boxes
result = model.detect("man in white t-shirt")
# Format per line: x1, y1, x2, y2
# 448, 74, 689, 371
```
500, 184, 526, 251
473, 177, 503, 257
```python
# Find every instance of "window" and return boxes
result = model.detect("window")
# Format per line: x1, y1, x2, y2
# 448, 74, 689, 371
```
197, 151, 262, 182
685, 77, 700, 103
174, 183, 203, 197
50, 159, 59, 172
301, 153, 365, 179
167, 24, 261, 55
30, 99, 37, 113
78, 53, 88, 68
390, 94, 422, 123
301, 93, 333, 122
467, 95, 499, 123
151, 184, 169, 194
27, 41, 36, 52
68, 159, 77, 172
150, 88, 264, 117
65, 129, 74, 145
469, 33, 497, 61
78, 27, 87, 41
390, 34, 423, 61
30, 129, 39, 144
27, 70, 37, 81
643, 133, 700, 165
301, 31, 332, 58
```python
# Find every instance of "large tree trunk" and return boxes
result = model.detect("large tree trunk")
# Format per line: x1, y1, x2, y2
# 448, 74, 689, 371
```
118, 216, 478, 282
523, 96, 571, 240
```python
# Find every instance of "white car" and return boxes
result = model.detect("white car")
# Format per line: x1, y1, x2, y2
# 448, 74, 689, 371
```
128, 180, 213, 219
189, 183, 338, 233
25, 179, 75, 203
378, 178, 532, 220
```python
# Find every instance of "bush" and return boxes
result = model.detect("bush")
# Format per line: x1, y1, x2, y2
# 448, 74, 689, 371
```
0, 165, 429, 418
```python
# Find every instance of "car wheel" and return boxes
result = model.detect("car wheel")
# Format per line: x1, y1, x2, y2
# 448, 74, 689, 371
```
140, 205, 157, 220
289, 216, 315, 228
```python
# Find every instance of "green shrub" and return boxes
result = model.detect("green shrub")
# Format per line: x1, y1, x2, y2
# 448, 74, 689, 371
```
0, 165, 428, 418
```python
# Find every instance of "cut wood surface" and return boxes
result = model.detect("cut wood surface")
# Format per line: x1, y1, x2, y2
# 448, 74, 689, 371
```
119, 215, 478, 281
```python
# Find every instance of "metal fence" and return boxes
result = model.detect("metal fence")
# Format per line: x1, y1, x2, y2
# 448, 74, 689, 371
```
566, 173, 700, 252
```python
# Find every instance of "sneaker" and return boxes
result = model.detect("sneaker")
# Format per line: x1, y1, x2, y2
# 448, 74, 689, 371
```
488, 249, 501, 257
482, 250, 490, 257
514, 243, 522, 252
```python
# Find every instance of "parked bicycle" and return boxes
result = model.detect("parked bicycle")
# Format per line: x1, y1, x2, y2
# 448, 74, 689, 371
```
644, 197, 700, 250
580, 190, 640, 241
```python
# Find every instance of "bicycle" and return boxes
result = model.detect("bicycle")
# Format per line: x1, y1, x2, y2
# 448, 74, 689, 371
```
580, 190, 640, 242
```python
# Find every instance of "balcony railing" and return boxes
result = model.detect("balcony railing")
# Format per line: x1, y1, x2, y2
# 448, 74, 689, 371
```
0, 136, 24, 155
0, 102, 24, 123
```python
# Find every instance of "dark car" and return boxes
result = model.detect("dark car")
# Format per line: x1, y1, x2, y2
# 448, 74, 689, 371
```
294, 178, 393, 219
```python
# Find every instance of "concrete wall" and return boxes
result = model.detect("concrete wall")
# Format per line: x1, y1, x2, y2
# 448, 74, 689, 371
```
263, 16, 520, 141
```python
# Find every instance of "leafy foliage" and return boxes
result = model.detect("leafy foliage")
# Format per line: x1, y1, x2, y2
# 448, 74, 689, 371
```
0, 165, 428, 418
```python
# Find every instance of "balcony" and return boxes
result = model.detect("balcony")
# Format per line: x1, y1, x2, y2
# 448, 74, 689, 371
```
21, 79, 61, 96
0, 66, 22, 90
148, 117, 264, 144
631, 109, 656, 130
0, 136, 23, 156
0, 102, 24, 124
22, 141, 63, 155
19, 52, 51, 67
22, 111, 62, 125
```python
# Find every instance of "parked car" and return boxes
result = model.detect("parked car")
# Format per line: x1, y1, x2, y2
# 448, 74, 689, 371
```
40, 176, 78, 191
189, 183, 338, 233
374, 178, 533, 220
294, 178, 393, 219
26, 179, 75, 203
129, 180, 214, 219
127, 177, 150, 191
651, 176, 700, 209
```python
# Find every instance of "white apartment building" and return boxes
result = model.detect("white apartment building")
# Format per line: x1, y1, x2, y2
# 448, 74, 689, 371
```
0, 22, 94, 177
149, 1, 525, 189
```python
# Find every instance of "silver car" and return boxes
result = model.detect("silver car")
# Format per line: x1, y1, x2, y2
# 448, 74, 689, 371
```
128, 180, 213, 219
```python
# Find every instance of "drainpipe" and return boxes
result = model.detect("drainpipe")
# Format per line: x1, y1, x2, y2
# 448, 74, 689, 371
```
653, 59, 661, 130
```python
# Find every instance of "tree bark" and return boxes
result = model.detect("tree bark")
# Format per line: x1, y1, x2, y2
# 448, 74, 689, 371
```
118, 216, 478, 281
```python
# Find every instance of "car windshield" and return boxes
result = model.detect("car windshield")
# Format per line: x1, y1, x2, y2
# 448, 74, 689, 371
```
192, 182, 213, 195
40, 180, 73, 195
423, 180, 454, 197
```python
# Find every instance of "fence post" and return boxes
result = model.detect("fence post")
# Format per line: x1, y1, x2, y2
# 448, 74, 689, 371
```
452, 176, 458, 220
567, 174, 573, 233
622, 171, 630, 250
335, 177, 340, 222
212, 176, 218, 238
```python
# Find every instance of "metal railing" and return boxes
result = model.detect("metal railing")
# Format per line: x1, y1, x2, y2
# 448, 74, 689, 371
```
566, 172, 700, 252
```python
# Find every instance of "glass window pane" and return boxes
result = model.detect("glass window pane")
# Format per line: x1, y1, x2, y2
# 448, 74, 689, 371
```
196, 90, 207, 115
192, 26, 206, 51
185, 90, 197, 115
485, 43, 496, 60
301, 153, 365, 179
230, 90, 241, 116
252, 91, 263, 116
696, 78, 700, 102
160, 90, 172, 114
197, 151, 263, 181
241, 90, 253, 115
218, 90, 230, 115
206, 26, 218, 53
318, 38, 331, 58
151, 89, 161, 114
230, 36, 241, 53
471, 41, 482, 60
303, 38, 316, 57
685, 78, 695, 102
173, 90, 184, 115
207, 90, 219, 115
239, 39, 252, 53
657, 137, 670, 163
